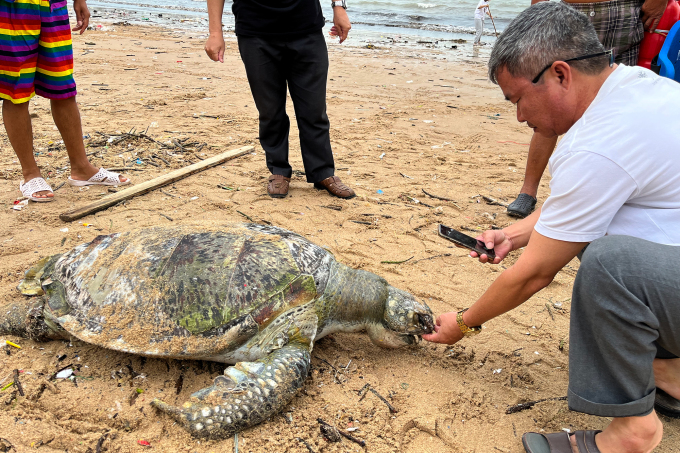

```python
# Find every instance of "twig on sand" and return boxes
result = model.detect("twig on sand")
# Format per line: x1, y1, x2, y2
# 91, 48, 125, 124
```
12, 370, 24, 397
296, 437, 316, 453
380, 256, 413, 264
95, 432, 109, 453
358, 383, 398, 413
506, 396, 567, 414
482, 195, 509, 208
158, 213, 174, 222
412, 253, 452, 264
421, 188, 453, 202
236, 210, 254, 222
421, 189, 463, 209
317, 418, 366, 447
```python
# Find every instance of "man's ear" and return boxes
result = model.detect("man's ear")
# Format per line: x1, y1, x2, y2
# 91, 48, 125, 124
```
552, 61, 572, 90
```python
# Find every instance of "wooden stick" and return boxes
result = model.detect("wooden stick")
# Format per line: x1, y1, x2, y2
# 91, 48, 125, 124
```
59, 146, 253, 222
487, 6, 499, 38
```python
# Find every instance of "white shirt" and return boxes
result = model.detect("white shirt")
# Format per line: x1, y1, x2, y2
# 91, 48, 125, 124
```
475, 0, 489, 19
535, 65, 680, 246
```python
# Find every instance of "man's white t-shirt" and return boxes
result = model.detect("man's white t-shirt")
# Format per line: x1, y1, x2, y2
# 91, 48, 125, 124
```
475, 0, 489, 19
535, 65, 680, 246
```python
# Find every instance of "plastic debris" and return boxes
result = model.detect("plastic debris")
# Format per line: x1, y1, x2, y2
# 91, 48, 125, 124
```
379, 152, 385, 159
376, 190, 384, 194
60, 228, 69, 233
138, 440, 151, 447
5, 340, 21, 349
55, 369, 73, 379
12, 199, 29, 211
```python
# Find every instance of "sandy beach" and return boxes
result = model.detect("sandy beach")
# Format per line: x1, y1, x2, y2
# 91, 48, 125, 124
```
0, 25, 677, 453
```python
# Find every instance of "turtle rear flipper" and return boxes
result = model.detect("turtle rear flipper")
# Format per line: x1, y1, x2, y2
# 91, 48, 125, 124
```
152, 341, 311, 439
152, 303, 317, 439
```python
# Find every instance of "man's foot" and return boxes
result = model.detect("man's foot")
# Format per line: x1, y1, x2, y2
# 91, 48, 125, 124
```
314, 176, 355, 199
267, 174, 290, 198
20, 177, 54, 202
507, 193, 537, 218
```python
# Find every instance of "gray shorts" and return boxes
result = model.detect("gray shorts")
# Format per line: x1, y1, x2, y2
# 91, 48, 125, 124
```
569, 235, 680, 417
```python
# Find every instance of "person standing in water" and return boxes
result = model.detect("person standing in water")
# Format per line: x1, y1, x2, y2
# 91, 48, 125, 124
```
474, 0, 493, 45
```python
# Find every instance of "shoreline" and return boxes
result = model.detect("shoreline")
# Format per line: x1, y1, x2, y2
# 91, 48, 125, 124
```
83, 2, 500, 48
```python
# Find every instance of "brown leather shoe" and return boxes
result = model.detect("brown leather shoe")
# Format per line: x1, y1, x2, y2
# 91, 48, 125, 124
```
267, 174, 290, 198
314, 175, 355, 199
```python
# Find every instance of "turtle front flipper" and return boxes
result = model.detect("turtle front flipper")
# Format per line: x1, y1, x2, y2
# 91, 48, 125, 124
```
152, 341, 311, 439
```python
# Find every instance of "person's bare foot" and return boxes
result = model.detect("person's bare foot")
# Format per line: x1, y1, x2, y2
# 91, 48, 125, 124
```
569, 412, 662, 453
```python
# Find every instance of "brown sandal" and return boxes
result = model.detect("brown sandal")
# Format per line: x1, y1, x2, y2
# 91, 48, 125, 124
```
267, 174, 290, 198
522, 430, 601, 453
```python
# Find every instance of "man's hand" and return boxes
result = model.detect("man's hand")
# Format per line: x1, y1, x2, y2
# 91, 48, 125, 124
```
329, 7, 351, 43
422, 312, 463, 345
641, 0, 667, 32
72, 0, 90, 35
205, 32, 225, 63
468, 229, 514, 264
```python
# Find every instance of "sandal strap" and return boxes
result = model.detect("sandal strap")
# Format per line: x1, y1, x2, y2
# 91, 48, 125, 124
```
88, 168, 123, 184
20, 177, 53, 198
523, 432, 573, 453
573, 430, 602, 453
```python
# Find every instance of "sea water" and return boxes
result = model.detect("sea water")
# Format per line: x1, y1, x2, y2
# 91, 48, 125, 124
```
85, 0, 531, 41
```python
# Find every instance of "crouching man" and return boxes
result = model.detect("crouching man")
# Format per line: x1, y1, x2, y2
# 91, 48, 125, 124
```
423, 2, 680, 453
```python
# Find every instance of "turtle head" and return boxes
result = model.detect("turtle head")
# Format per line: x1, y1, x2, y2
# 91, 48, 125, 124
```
17, 254, 62, 296
367, 287, 434, 348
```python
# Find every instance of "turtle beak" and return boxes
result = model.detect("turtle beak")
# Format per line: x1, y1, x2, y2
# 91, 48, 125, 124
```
417, 313, 434, 334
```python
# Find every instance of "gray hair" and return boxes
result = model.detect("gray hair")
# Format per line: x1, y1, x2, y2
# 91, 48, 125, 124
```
488, 1, 607, 84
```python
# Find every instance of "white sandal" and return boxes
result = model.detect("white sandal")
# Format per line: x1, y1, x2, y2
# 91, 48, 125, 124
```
68, 168, 131, 187
20, 177, 55, 202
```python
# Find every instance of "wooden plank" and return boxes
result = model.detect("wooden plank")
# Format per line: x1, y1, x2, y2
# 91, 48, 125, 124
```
59, 145, 254, 222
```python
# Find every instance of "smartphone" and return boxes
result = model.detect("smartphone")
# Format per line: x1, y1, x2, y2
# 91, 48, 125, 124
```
438, 224, 496, 260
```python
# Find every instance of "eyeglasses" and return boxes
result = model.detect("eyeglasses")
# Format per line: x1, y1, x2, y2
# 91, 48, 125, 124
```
531, 50, 614, 84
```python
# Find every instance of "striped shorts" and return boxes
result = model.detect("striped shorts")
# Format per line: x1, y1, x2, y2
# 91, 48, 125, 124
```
0, 0, 76, 104
564, 0, 645, 66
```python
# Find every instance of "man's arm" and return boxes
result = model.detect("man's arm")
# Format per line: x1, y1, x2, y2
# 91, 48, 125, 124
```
330, 4, 352, 43
641, 0, 667, 32
423, 231, 586, 344
72, 0, 90, 35
205, 0, 226, 62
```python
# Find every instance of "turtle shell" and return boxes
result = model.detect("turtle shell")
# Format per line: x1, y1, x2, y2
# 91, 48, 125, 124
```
43, 224, 333, 360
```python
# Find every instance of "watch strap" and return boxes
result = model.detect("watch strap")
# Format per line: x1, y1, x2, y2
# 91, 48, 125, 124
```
457, 308, 482, 336
332, 0, 347, 9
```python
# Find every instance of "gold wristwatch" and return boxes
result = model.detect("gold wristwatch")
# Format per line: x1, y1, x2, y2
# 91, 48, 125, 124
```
457, 308, 482, 337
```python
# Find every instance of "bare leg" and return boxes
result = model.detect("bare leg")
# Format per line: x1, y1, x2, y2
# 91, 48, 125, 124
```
2, 99, 53, 199
653, 357, 680, 399
518, 131, 558, 198
50, 97, 128, 183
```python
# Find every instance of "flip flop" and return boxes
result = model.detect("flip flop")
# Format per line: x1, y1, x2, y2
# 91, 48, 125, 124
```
522, 430, 601, 453
20, 177, 54, 202
507, 193, 537, 218
68, 168, 131, 187
655, 388, 680, 418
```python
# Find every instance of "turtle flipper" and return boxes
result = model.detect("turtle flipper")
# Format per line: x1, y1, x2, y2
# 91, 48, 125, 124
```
152, 341, 311, 439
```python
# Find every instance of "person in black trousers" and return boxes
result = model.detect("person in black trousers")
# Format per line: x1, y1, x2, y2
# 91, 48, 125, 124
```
205, 0, 355, 199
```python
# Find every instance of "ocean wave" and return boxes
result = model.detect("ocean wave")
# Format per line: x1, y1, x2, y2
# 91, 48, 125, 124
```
417, 3, 439, 8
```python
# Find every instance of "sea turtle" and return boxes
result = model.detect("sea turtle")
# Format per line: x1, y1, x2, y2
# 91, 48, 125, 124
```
1, 223, 434, 439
